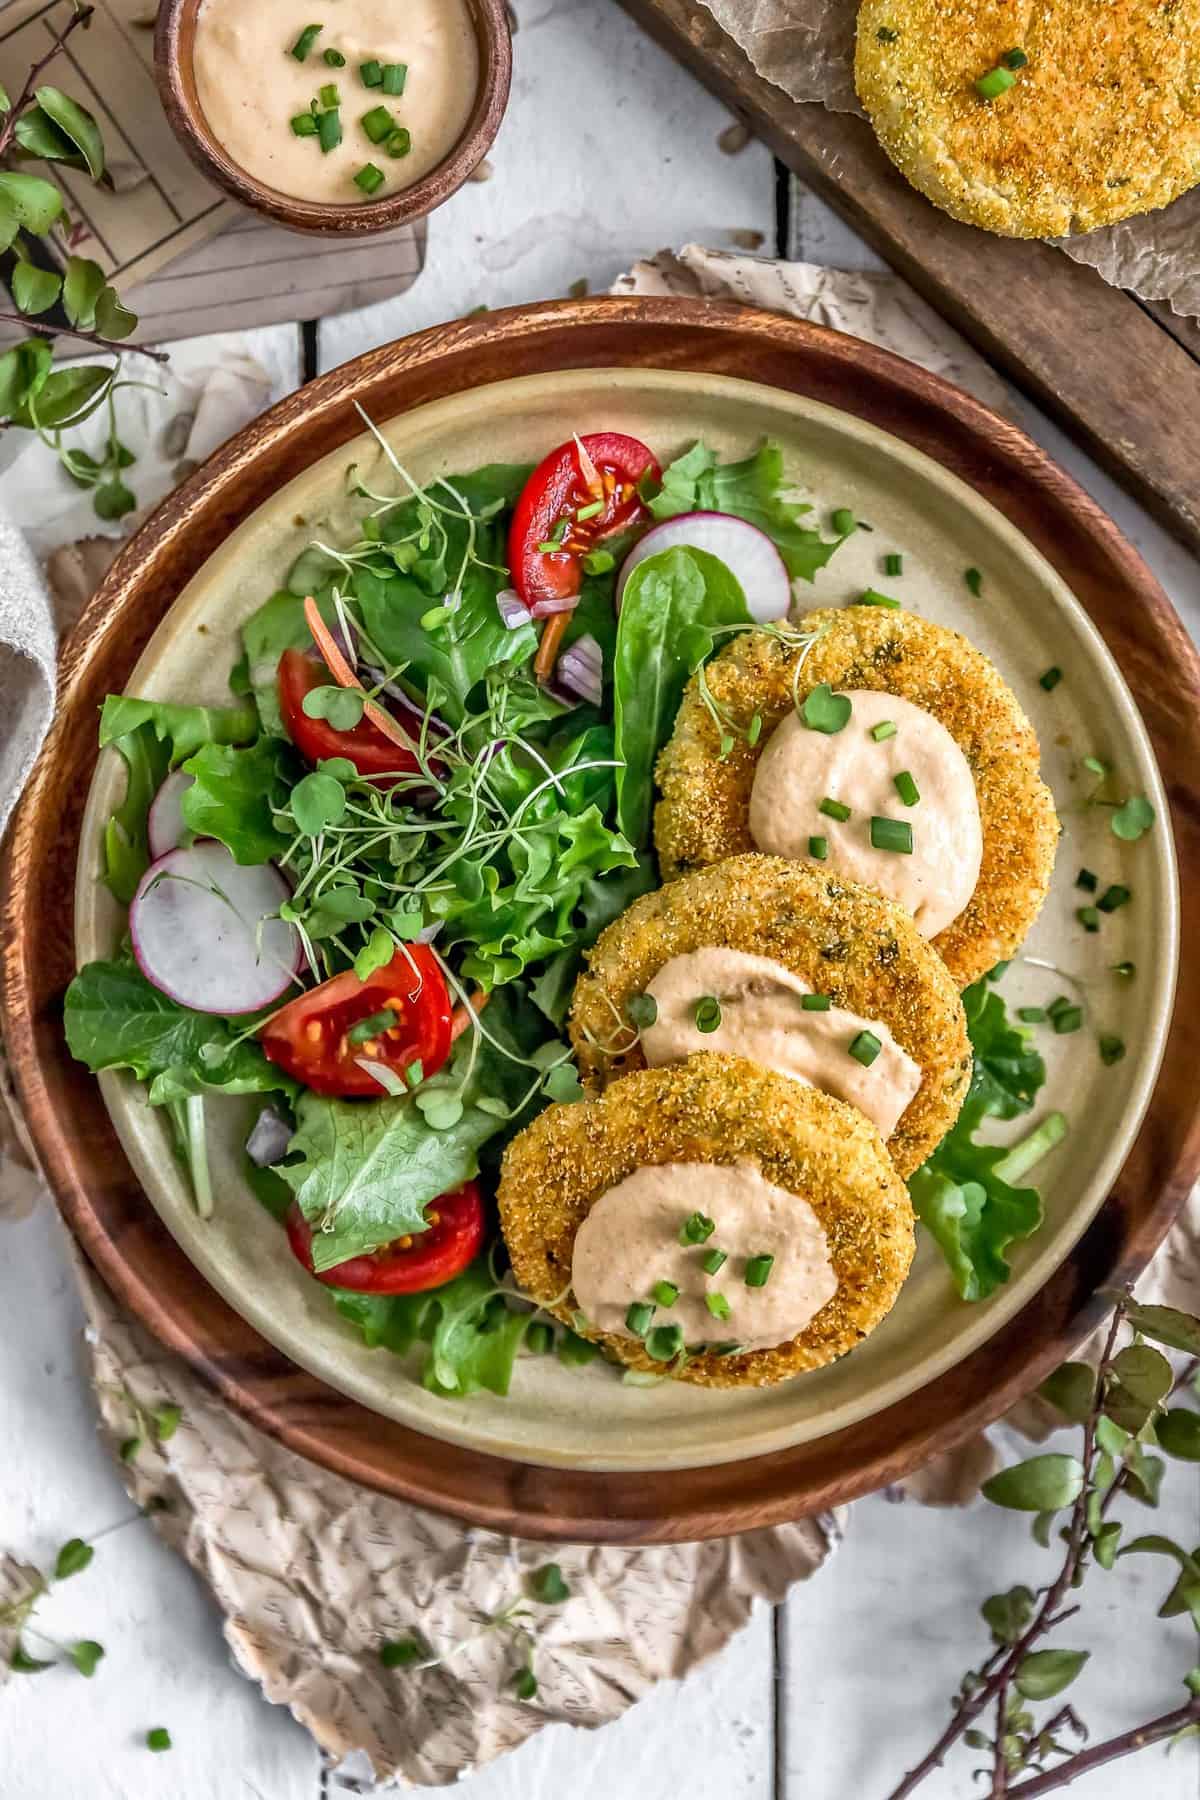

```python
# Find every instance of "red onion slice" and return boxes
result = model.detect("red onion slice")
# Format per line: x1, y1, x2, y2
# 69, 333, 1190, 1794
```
531, 595, 579, 619
497, 588, 533, 630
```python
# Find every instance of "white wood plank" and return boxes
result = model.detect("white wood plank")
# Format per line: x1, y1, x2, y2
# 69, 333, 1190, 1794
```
0, 1204, 320, 1800
317, 0, 777, 367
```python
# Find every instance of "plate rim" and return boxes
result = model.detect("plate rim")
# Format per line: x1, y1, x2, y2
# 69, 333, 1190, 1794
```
5, 294, 1199, 1541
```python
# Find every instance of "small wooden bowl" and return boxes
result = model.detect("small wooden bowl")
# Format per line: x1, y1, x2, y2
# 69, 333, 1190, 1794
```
155, 0, 511, 236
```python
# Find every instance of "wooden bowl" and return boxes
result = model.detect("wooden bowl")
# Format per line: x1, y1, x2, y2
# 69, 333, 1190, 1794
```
5, 297, 1200, 1542
155, 0, 511, 236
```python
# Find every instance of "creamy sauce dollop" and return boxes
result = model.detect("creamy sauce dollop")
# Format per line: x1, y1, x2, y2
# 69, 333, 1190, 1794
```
571, 1161, 838, 1353
748, 689, 982, 938
194, 0, 479, 204
642, 946, 921, 1141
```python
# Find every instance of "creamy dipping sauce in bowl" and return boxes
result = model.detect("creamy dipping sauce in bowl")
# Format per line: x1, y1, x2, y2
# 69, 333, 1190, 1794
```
192, 0, 480, 206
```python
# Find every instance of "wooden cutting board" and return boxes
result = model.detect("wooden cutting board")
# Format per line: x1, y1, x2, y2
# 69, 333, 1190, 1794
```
616, 0, 1200, 555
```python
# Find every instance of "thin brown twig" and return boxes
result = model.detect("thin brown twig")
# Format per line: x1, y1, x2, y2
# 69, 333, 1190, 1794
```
0, 311, 167, 365
0, 5, 95, 160
1005, 1695, 1200, 1797
885, 1304, 1128, 1800
991, 1683, 1010, 1797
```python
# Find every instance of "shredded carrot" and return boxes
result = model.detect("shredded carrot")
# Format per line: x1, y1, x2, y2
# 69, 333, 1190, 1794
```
533, 611, 570, 681
450, 991, 490, 1041
302, 595, 419, 753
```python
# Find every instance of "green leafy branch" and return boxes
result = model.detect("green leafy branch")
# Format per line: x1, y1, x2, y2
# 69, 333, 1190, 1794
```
887, 1296, 1200, 1798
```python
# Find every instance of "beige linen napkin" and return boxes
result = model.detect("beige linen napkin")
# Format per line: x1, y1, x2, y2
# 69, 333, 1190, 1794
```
0, 248, 1196, 1786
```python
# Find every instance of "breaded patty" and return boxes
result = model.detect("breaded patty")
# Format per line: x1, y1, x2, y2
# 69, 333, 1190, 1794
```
856, 0, 1200, 238
570, 855, 970, 1177
497, 1054, 915, 1388
654, 608, 1058, 988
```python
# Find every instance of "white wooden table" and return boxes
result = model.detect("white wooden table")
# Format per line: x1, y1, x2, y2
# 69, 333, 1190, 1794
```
2, 2, 1198, 1795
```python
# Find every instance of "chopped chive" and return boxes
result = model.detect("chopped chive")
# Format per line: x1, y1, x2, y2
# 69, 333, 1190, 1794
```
1039, 666, 1062, 691
871, 720, 897, 742
884, 552, 903, 577
964, 566, 983, 595
347, 1007, 398, 1045
381, 62, 408, 95
680, 1211, 715, 1245
535, 541, 561, 555
645, 1323, 684, 1362
386, 128, 412, 159
525, 1321, 553, 1355
693, 995, 722, 1033
379, 1636, 424, 1667
705, 1292, 732, 1322
549, 517, 569, 544
808, 834, 829, 860
318, 82, 340, 108
1052, 1004, 1083, 1035
747, 713, 763, 746
1076, 906, 1101, 933
1111, 960, 1136, 978
582, 548, 614, 575
290, 23, 323, 61
860, 588, 901, 609
1098, 1034, 1126, 1066
575, 499, 603, 521
361, 104, 395, 143
625, 1301, 655, 1337
291, 112, 319, 137
317, 107, 342, 152
360, 58, 383, 86
145, 1729, 172, 1753
1017, 1006, 1046, 1023
819, 796, 852, 822
987, 961, 1011, 981
801, 993, 832, 1011
744, 1254, 774, 1289
701, 1247, 728, 1275
975, 66, 1016, 99
708, 1341, 744, 1356
870, 816, 913, 854
831, 507, 856, 536
1098, 883, 1131, 912
323, 46, 346, 66
1001, 46, 1028, 68
1075, 867, 1097, 892
893, 770, 920, 807
849, 1029, 882, 1068
652, 1280, 679, 1308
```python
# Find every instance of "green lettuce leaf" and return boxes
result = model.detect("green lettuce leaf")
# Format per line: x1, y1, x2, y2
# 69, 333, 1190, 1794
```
650, 441, 844, 583
98, 695, 258, 763
331, 1260, 530, 1398
180, 736, 295, 866
613, 545, 753, 847
909, 979, 1048, 1301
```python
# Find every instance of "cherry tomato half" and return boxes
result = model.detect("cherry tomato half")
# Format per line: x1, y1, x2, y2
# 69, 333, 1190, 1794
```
278, 648, 423, 781
260, 945, 453, 1098
508, 432, 661, 611
285, 1183, 484, 1293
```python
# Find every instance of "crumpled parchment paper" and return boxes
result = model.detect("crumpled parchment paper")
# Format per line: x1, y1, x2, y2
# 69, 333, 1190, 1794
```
0, 247, 1196, 1786
700, 0, 1200, 319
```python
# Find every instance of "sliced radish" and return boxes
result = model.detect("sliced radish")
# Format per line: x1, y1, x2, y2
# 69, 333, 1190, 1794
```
147, 770, 195, 860
616, 512, 791, 623
131, 842, 301, 1015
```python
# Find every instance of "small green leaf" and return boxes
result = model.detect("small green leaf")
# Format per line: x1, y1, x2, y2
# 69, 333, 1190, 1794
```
1031, 1510, 1056, 1548
34, 86, 106, 179
1124, 1449, 1165, 1507
528, 1562, 570, 1604
543, 1062, 584, 1103
94, 285, 137, 341
302, 684, 366, 730
1111, 794, 1155, 840
801, 682, 852, 734
982, 1454, 1084, 1512
1038, 1362, 1095, 1423
54, 1537, 94, 1580
93, 479, 136, 522
980, 1585, 1035, 1645
70, 1639, 104, 1678
414, 1092, 464, 1131
11, 364, 112, 430
353, 926, 396, 982
119, 1435, 142, 1463
152, 1403, 182, 1442
1014, 1648, 1089, 1701
1094, 1414, 1131, 1458
12, 262, 63, 316
145, 1727, 172, 1752
1112, 1343, 1174, 1408
62, 256, 106, 328
379, 1636, 424, 1668
0, 170, 63, 233
1119, 1533, 1199, 1573
1156, 1409, 1200, 1461
1093, 1521, 1122, 1569
1184, 1668, 1200, 1696
11, 1642, 54, 1673
1113, 1298, 1200, 1356
513, 1667, 538, 1701
292, 770, 347, 835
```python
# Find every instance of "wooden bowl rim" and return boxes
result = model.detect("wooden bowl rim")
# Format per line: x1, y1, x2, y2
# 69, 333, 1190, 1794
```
154, 0, 512, 236
5, 294, 1200, 1543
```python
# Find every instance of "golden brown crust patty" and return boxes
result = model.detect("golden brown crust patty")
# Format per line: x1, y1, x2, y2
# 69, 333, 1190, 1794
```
498, 1054, 915, 1388
654, 608, 1058, 988
855, 0, 1200, 239
570, 855, 970, 1177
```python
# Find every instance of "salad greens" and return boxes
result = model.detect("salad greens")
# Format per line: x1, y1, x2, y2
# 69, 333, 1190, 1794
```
647, 441, 847, 583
